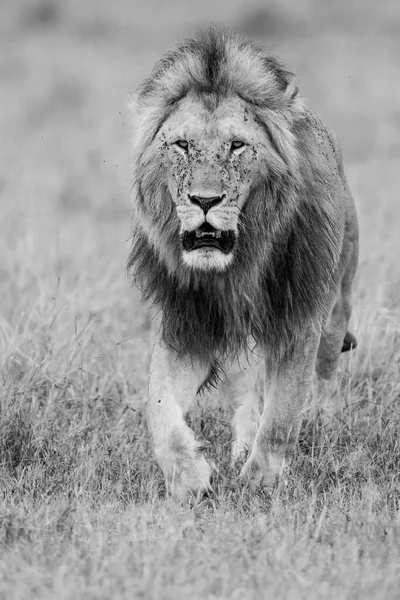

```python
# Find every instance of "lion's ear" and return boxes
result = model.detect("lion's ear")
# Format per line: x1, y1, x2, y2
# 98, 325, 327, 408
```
289, 85, 298, 101
284, 77, 304, 116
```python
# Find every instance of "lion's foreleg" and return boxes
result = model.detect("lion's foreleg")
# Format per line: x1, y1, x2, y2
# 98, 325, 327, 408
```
221, 354, 262, 466
147, 338, 211, 500
241, 324, 321, 490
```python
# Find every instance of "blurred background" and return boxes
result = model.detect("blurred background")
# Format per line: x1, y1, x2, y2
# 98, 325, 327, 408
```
1, 0, 399, 401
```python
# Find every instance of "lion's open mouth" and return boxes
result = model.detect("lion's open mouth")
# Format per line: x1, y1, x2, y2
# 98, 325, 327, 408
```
182, 223, 235, 254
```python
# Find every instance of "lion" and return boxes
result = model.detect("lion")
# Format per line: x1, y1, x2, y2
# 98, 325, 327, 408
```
127, 28, 359, 500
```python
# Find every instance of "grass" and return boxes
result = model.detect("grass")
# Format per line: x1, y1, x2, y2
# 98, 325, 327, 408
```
1, 0, 400, 597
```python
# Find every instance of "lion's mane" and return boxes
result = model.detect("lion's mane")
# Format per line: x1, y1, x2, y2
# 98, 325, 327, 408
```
128, 29, 342, 365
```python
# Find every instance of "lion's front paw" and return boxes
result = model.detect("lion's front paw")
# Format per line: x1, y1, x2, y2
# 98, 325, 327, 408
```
240, 449, 284, 492
165, 453, 211, 501
156, 428, 212, 501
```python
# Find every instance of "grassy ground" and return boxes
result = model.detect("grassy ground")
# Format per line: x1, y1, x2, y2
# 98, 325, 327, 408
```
1, 0, 400, 598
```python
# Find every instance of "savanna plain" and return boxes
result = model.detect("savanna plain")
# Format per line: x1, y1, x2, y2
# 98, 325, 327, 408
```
1, 1, 400, 598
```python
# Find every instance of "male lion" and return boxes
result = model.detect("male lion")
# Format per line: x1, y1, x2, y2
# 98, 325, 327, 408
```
128, 29, 359, 499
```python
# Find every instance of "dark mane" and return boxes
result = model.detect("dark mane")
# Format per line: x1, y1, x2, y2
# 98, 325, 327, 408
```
135, 27, 299, 127
128, 29, 343, 365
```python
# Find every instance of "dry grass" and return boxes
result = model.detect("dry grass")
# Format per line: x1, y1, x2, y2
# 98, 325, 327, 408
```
1, 0, 400, 598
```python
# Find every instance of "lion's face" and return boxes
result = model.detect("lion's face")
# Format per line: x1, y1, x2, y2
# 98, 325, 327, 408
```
157, 94, 265, 271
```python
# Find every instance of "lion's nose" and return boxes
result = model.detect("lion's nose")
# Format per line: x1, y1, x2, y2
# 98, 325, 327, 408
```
188, 194, 226, 214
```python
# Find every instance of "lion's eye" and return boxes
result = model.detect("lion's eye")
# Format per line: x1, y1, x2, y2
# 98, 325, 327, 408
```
230, 140, 246, 153
174, 140, 189, 152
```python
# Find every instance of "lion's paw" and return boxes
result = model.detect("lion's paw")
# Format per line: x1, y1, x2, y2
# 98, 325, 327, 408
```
156, 428, 212, 501
240, 450, 284, 492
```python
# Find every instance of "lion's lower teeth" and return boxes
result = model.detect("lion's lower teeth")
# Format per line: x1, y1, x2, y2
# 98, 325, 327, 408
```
194, 230, 222, 239
196, 232, 215, 238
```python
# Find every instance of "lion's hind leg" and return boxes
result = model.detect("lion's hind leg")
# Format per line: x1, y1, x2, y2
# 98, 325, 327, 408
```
316, 306, 348, 380
341, 330, 357, 352
316, 260, 357, 380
